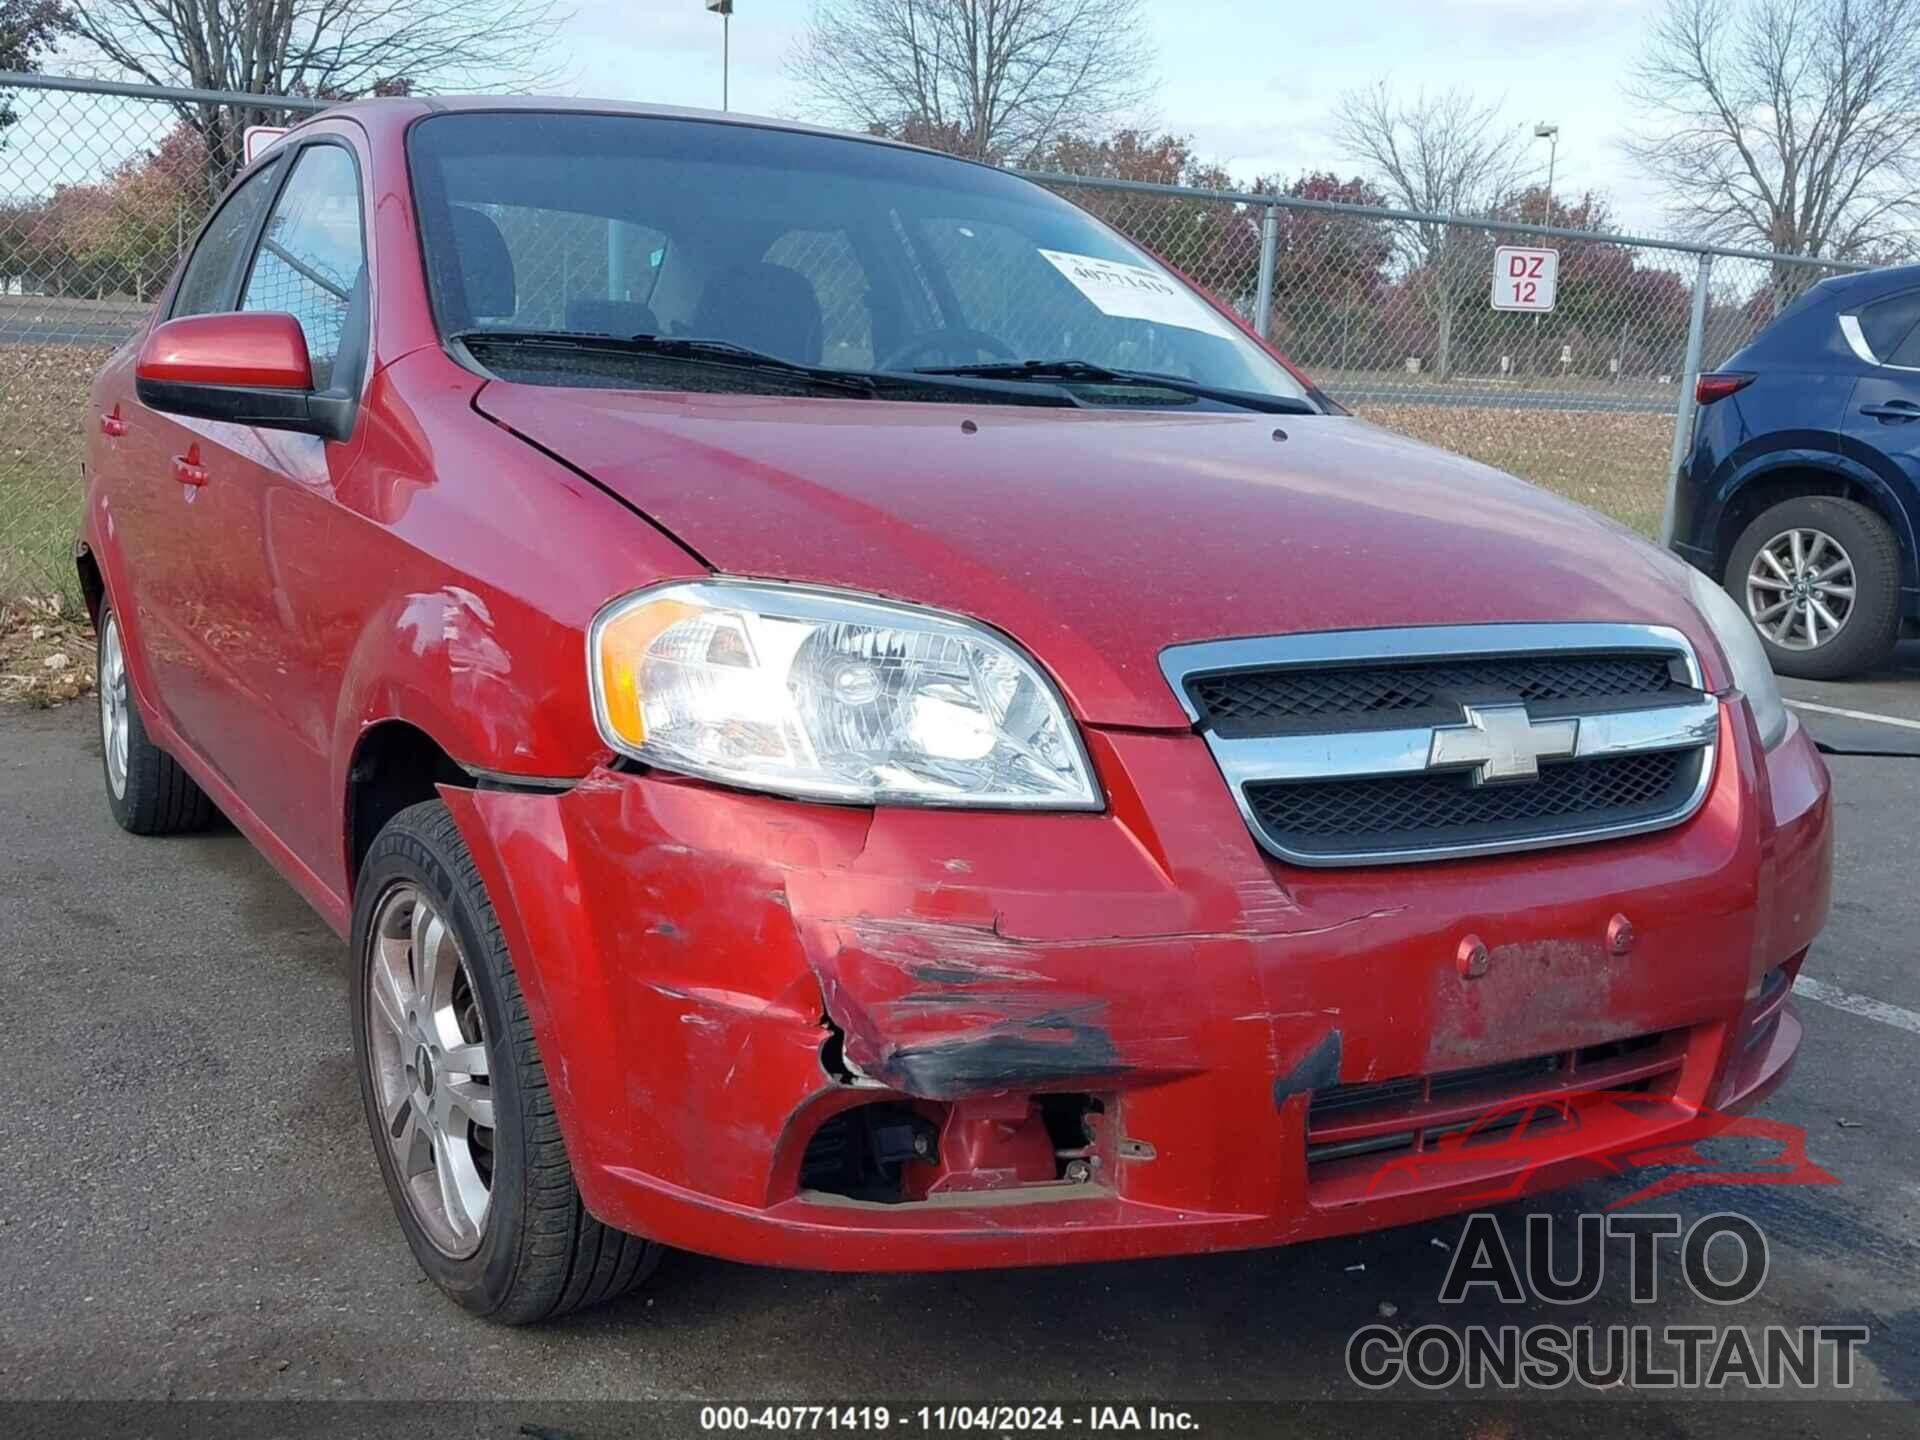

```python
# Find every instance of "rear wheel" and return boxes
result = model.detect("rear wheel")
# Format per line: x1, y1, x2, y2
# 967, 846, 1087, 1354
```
1726, 496, 1902, 680
96, 605, 215, 835
351, 800, 662, 1322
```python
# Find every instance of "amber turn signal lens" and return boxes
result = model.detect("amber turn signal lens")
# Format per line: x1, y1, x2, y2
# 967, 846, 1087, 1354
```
594, 598, 699, 749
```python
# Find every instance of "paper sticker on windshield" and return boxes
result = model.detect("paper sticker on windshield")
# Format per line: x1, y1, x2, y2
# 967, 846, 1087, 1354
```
1039, 249, 1232, 337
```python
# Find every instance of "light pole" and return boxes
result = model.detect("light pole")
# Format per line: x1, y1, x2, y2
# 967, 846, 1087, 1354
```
707, 0, 733, 111
1530, 122, 1560, 381
1533, 122, 1559, 223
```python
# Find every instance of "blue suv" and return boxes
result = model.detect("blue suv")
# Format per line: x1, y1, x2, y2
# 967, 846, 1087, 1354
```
1671, 264, 1920, 679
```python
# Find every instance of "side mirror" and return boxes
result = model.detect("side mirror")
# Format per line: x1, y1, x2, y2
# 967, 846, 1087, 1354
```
135, 312, 354, 442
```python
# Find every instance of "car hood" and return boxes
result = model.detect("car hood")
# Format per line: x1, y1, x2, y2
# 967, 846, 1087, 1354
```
477, 382, 1716, 729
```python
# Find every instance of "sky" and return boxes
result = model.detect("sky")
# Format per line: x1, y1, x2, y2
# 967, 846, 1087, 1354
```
561, 0, 1675, 233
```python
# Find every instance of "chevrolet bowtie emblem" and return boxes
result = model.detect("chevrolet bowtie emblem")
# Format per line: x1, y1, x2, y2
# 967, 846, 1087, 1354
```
1428, 703, 1579, 784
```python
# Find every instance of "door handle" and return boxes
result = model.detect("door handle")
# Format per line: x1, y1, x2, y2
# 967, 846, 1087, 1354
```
171, 447, 209, 487
1860, 400, 1920, 422
99, 408, 127, 438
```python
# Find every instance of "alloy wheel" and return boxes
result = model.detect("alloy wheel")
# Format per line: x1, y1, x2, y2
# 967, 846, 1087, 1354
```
1744, 527, 1855, 651
365, 883, 496, 1258
99, 612, 129, 798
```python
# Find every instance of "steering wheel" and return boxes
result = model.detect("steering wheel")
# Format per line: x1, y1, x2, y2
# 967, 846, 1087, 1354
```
879, 328, 1019, 371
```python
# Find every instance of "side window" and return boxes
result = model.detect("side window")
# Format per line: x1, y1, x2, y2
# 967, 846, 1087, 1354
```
170, 161, 281, 318
1890, 320, 1920, 368
240, 145, 365, 390
764, 228, 874, 368
1856, 290, 1920, 364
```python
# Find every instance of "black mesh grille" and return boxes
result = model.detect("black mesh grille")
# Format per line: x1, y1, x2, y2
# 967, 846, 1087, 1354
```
1190, 653, 1678, 735
1246, 750, 1697, 859
1304, 1032, 1679, 1170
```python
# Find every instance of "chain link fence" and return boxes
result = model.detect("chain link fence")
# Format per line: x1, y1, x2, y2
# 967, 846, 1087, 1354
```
1, 75, 326, 608
1023, 171, 1857, 542
0, 71, 1860, 609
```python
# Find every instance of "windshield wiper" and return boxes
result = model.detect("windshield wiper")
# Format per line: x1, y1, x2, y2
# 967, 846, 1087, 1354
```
905, 358, 1318, 415
457, 330, 1085, 407
454, 329, 883, 396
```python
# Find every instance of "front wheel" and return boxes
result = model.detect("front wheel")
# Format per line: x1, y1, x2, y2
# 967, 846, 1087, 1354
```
350, 800, 661, 1322
1726, 496, 1903, 680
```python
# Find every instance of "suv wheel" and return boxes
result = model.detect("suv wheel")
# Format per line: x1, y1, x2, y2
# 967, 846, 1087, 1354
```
96, 604, 215, 834
1726, 496, 1902, 680
350, 800, 662, 1322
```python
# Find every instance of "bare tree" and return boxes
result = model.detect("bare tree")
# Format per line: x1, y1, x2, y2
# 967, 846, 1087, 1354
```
63, 0, 568, 186
789, 0, 1155, 164
1627, 0, 1920, 271
1332, 81, 1529, 379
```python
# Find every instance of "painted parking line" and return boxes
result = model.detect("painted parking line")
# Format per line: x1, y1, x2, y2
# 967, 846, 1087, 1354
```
1794, 975, 1920, 1038
1785, 698, 1920, 733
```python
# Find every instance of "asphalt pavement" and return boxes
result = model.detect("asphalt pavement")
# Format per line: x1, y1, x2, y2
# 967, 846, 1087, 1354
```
2, 658, 1918, 1434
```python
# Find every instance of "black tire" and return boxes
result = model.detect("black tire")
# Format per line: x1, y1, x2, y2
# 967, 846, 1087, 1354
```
96, 603, 215, 835
350, 799, 662, 1323
1725, 496, 1903, 681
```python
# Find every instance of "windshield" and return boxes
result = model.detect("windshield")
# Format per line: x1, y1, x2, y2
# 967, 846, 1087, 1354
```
407, 111, 1315, 409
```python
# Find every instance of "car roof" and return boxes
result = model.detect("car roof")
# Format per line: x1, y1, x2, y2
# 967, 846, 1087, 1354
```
1819, 261, 1920, 305
291, 93, 952, 162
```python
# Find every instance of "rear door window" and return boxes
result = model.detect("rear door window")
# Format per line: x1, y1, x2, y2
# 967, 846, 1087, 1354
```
1856, 289, 1920, 363
1889, 320, 1920, 368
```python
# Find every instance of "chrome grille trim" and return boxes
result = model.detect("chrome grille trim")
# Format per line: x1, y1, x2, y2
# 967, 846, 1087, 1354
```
1208, 700, 1718, 787
1160, 623, 1719, 867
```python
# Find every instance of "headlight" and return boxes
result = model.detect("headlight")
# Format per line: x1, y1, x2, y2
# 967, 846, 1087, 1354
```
1687, 567, 1790, 749
589, 580, 1102, 809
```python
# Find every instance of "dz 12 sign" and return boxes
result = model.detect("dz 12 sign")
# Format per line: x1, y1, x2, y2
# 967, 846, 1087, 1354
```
1492, 246, 1559, 312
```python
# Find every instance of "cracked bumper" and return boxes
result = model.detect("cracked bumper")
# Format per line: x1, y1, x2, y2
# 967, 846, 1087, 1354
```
441, 708, 1830, 1272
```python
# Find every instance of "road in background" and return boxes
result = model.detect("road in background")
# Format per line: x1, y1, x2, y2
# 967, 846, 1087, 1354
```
0, 295, 150, 345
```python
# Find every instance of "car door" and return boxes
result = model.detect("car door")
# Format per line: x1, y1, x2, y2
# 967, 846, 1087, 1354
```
203, 139, 373, 868
127, 139, 372, 865
111, 157, 285, 752
1837, 287, 1920, 574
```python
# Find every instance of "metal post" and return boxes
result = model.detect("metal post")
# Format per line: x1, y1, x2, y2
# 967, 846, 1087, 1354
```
706, 0, 733, 109
1254, 203, 1279, 340
1531, 126, 1557, 373
1662, 252, 1715, 546
1341, 282, 1353, 372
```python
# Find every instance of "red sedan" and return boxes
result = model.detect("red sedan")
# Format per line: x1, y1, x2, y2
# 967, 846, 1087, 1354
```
78, 98, 1830, 1323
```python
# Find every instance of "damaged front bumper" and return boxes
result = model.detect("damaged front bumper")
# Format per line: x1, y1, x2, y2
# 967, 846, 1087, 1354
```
440, 707, 1830, 1271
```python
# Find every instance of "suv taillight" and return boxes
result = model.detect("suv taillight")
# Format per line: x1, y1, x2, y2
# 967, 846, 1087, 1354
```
1695, 372, 1755, 405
